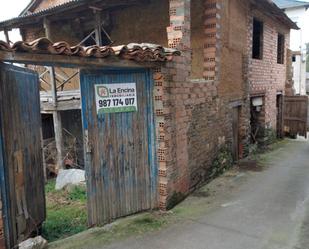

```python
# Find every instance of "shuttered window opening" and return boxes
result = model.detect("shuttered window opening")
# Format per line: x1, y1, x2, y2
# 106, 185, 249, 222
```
277, 33, 285, 64
252, 18, 264, 60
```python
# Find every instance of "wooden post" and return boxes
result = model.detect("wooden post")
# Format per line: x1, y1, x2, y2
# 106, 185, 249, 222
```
40, 127, 47, 182
94, 10, 102, 46
44, 18, 64, 171
4, 30, 10, 44
49, 67, 64, 170
43, 18, 52, 41
53, 111, 64, 170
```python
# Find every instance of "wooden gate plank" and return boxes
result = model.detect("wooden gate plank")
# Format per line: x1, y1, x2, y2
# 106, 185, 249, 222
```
284, 96, 308, 138
0, 63, 45, 248
80, 68, 157, 226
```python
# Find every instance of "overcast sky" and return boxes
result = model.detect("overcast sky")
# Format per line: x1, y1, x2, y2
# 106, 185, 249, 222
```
0, 0, 31, 42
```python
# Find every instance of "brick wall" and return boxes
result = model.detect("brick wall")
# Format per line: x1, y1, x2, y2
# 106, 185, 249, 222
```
110, 0, 169, 46
191, 0, 206, 79
247, 9, 290, 130
157, 0, 293, 209
156, 0, 251, 209
21, 26, 45, 42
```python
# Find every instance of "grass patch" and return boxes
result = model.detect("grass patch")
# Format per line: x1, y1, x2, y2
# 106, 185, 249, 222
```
45, 180, 57, 194
68, 186, 87, 202
49, 212, 172, 249
42, 180, 88, 242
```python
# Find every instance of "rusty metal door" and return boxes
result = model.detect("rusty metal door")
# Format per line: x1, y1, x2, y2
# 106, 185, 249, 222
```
283, 96, 308, 138
80, 68, 157, 226
0, 63, 45, 249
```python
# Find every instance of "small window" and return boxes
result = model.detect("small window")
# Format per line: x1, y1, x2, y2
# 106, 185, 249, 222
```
252, 18, 263, 59
292, 55, 296, 62
277, 33, 285, 64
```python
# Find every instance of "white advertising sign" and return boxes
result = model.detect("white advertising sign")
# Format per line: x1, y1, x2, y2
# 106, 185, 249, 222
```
95, 83, 138, 114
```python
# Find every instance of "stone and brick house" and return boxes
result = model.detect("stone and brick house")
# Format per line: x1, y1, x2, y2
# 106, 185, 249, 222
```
0, 0, 296, 214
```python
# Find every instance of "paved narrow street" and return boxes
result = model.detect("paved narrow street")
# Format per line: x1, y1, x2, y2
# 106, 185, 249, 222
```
102, 139, 309, 249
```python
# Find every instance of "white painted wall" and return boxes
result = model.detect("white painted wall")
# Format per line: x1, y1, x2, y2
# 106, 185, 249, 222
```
284, 6, 309, 95
292, 54, 307, 94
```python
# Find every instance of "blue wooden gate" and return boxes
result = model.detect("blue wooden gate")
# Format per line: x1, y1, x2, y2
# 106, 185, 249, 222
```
0, 63, 45, 249
80, 68, 157, 226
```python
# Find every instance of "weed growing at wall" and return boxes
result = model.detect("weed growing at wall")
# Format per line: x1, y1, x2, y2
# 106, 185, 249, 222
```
209, 146, 234, 179
166, 192, 187, 210
263, 128, 277, 145
254, 128, 278, 151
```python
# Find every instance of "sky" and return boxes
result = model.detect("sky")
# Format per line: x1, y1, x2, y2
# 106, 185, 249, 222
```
0, 0, 31, 42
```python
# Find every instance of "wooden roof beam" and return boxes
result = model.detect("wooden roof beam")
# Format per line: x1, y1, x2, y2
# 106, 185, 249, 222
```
0, 51, 159, 68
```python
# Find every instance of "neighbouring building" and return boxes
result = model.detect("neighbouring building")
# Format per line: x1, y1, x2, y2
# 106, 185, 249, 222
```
249, 2, 294, 141
274, 0, 309, 95
0, 0, 297, 232
307, 72, 309, 93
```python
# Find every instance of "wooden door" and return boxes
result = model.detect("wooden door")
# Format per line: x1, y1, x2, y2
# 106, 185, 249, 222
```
80, 68, 157, 226
276, 94, 283, 138
232, 107, 240, 161
0, 63, 45, 249
284, 96, 308, 138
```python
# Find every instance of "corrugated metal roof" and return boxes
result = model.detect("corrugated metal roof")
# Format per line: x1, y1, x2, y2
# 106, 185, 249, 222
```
273, 0, 309, 9
20, 0, 83, 16
20, 0, 44, 16
0, 38, 180, 62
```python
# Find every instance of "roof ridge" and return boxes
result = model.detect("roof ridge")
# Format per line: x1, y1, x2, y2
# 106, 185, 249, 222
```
273, 0, 309, 9
0, 37, 181, 62
19, 0, 43, 17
